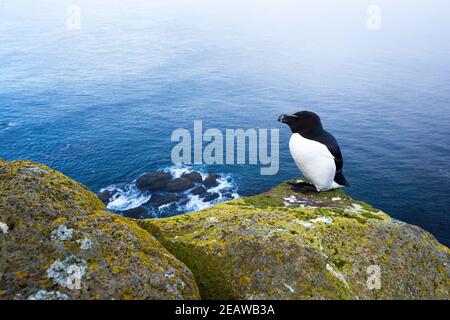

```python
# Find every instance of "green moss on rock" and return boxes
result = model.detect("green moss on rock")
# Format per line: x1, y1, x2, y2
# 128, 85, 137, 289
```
0, 160, 200, 300
139, 180, 449, 300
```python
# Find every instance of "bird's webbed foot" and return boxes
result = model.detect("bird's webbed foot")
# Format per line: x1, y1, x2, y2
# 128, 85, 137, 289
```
290, 185, 318, 193
288, 181, 317, 193
287, 181, 315, 188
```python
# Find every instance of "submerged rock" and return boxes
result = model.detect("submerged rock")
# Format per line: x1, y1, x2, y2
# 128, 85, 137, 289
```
203, 174, 220, 188
181, 171, 203, 183
139, 181, 450, 300
191, 186, 207, 196
202, 192, 220, 203
146, 193, 181, 207
122, 206, 148, 218
136, 172, 171, 191
97, 189, 117, 205
0, 160, 200, 300
166, 178, 194, 193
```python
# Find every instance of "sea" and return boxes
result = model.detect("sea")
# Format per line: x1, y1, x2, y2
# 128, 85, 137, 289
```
1, 0, 449, 245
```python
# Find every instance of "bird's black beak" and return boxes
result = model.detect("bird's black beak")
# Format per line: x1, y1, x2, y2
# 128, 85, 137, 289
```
279, 114, 298, 124
278, 114, 288, 124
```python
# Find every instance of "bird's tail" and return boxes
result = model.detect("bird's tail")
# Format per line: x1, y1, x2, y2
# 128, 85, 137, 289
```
334, 171, 350, 187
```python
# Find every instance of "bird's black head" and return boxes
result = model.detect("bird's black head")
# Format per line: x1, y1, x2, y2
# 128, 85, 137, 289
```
278, 111, 323, 136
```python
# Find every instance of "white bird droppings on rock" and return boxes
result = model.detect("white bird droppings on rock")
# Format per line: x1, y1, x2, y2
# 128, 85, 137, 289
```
27, 167, 48, 174
346, 203, 363, 212
284, 196, 297, 203
284, 195, 304, 206
208, 217, 219, 223
310, 216, 333, 225
299, 221, 314, 229
50, 224, 73, 241
0, 221, 9, 234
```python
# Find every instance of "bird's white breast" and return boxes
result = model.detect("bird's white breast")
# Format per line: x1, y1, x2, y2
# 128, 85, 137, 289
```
289, 133, 337, 191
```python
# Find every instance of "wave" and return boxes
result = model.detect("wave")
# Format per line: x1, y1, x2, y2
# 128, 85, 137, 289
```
102, 184, 151, 212
0, 121, 19, 131
99, 165, 239, 218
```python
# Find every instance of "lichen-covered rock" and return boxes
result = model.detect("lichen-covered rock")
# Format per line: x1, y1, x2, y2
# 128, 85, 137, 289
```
139, 180, 450, 300
0, 160, 200, 300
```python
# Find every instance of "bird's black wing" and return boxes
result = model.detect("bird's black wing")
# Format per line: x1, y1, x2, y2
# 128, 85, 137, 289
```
312, 131, 349, 186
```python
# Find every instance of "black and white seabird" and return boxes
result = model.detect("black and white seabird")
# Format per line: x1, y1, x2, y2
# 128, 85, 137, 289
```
278, 111, 349, 192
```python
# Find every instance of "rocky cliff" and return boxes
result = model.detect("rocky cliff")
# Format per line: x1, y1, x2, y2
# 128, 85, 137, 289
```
0, 159, 199, 299
0, 159, 448, 299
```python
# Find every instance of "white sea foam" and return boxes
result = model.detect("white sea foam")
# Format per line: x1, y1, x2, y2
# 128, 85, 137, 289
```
1, 121, 19, 131
164, 164, 209, 180
181, 195, 211, 212
164, 165, 192, 178
101, 165, 239, 217
102, 184, 151, 211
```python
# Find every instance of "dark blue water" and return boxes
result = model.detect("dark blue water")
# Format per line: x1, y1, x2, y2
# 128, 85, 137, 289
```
1, 1, 449, 245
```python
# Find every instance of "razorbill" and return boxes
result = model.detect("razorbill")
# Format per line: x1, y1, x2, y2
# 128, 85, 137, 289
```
278, 111, 349, 192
